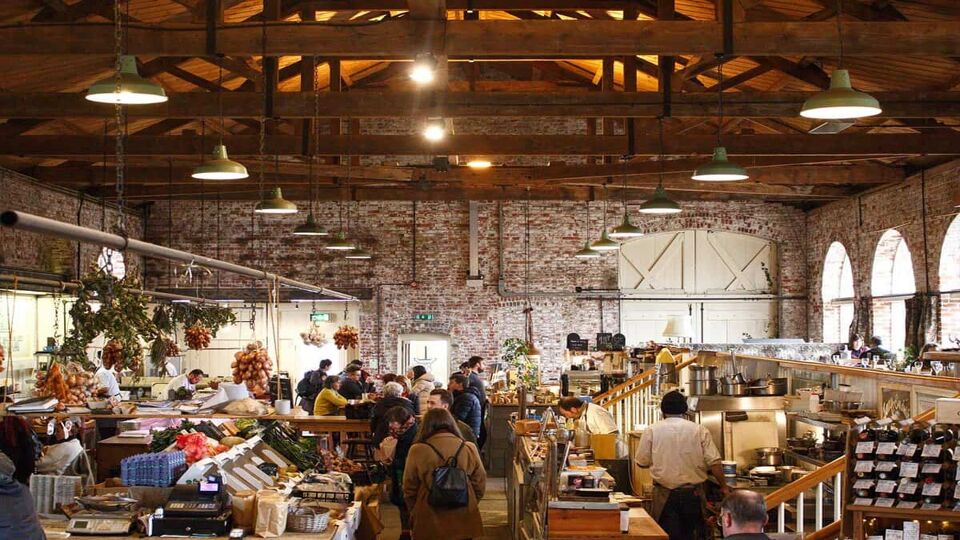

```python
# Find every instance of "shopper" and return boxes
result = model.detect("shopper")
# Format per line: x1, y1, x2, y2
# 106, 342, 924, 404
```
447, 373, 481, 439
465, 356, 488, 448
163, 368, 205, 398
340, 365, 365, 400
0, 452, 46, 540
313, 375, 349, 416
376, 406, 419, 540
557, 396, 625, 457
0, 417, 38, 485
408, 365, 435, 414
370, 382, 416, 434
395, 375, 412, 397
296, 359, 331, 413
425, 389, 477, 447
403, 409, 486, 540
458, 361, 470, 375
719, 491, 771, 539
635, 390, 728, 540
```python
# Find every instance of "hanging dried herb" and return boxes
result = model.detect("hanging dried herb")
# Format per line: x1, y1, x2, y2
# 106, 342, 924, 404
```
148, 302, 236, 368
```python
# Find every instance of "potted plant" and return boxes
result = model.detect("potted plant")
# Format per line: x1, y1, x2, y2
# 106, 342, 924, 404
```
501, 337, 539, 392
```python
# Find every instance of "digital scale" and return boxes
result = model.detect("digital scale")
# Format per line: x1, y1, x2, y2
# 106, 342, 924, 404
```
67, 512, 135, 536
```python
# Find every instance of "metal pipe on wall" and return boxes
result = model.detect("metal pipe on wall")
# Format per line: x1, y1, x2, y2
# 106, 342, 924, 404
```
0, 210, 356, 301
0, 273, 217, 304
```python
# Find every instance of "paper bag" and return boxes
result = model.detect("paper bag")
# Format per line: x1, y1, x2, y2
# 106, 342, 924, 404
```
231, 490, 257, 531
254, 489, 289, 537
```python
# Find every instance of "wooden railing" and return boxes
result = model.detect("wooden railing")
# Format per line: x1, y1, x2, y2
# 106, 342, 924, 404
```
594, 365, 658, 406
804, 520, 841, 540
765, 395, 953, 537
599, 357, 696, 435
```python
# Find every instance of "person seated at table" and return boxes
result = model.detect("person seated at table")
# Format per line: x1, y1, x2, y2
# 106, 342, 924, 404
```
314, 375, 349, 416
849, 334, 870, 359
340, 365, 365, 400
370, 382, 416, 434
0, 451, 45, 540
719, 490, 772, 539
866, 335, 891, 359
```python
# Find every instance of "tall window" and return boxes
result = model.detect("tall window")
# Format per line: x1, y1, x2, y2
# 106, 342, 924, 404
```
821, 242, 854, 343
871, 230, 916, 354
939, 217, 960, 345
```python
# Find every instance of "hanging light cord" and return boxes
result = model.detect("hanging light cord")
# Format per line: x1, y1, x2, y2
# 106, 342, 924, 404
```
524, 187, 531, 305
716, 55, 725, 148
657, 117, 666, 189
112, 0, 126, 235
311, 55, 321, 217
217, 59, 225, 145
836, 0, 845, 69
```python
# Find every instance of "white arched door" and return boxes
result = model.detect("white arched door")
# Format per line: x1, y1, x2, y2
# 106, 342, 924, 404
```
618, 230, 779, 344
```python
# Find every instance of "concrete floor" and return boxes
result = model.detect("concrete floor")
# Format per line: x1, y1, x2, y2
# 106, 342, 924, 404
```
378, 478, 511, 540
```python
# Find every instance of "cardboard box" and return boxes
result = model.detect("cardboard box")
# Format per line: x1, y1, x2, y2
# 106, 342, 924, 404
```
935, 398, 960, 424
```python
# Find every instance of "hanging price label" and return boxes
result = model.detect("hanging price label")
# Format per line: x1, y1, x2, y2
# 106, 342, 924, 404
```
921, 444, 943, 458
898, 443, 918, 456
921, 463, 942, 474
854, 479, 876, 490
921, 482, 942, 496
855, 460, 875, 473
897, 480, 919, 494
876, 442, 898, 455
875, 480, 897, 493
896, 501, 918, 509
874, 497, 895, 508
876, 462, 898, 472
900, 462, 919, 478
853, 497, 874, 506
856, 441, 876, 454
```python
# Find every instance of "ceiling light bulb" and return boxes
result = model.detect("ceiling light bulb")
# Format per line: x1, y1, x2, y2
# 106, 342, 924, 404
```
800, 69, 881, 120
409, 53, 437, 84
86, 55, 168, 105
466, 160, 492, 169
192, 144, 249, 180
423, 119, 446, 142
691, 146, 749, 182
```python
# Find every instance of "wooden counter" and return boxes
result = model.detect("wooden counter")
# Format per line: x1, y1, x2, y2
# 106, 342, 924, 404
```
548, 508, 667, 540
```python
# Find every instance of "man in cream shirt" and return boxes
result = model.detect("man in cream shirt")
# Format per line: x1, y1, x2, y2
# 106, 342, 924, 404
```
636, 390, 729, 540
164, 369, 206, 398
557, 396, 626, 457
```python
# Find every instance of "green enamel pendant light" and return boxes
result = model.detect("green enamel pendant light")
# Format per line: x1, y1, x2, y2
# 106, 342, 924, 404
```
640, 119, 682, 214
254, 187, 298, 214
292, 211, 328, 236
608, 157, 643, 240
326, 231, 357, 251
293, 63, 329, 236
86, 55, 168, 105
800, 2, 880, 120
193, 62, 247, 180
574, 201, 601, 259
345, 245, 373, 260
692, 55, 749, 182
591, 187, 620, 252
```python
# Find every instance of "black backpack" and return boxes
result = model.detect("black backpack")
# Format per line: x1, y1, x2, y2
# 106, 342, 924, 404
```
424, 440, 469, 509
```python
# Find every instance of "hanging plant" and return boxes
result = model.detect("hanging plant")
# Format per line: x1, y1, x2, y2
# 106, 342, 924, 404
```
148, 302, 235, 366
501, 337, 538, 389
61, 268, 160, 372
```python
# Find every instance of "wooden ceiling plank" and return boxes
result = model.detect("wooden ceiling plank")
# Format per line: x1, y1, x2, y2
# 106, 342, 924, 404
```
4, 21, 960, 57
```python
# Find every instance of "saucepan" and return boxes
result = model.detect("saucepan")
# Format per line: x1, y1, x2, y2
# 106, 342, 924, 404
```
748, 376, 788, 396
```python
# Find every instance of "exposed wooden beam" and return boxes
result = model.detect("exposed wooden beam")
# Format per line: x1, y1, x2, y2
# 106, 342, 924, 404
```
4, 21, 960, 57
298, 0, 648, 7
6, 91, 960, 119
4, 133, 959, 156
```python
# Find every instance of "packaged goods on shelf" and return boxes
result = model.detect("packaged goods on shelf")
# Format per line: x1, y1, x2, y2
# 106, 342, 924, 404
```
120, 451, 187, 487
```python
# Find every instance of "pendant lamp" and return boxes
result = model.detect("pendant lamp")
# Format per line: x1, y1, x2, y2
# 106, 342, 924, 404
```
325, 231, 357, 251
641, 119, 682, 214
292, 212, 328, 236
86, 55, 168, 105
692, 56, 748, 182
608, 211, 643, 239
293, 63, 329, 235
193, 62, 247, 180
591, 187, 620, 252
800, 2, 880, 120
574, 240, 602, 259
254, 187, 298, 214
345, 246, 373, 260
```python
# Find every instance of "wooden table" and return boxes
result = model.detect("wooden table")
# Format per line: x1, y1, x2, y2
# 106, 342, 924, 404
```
548, 508, 667, 539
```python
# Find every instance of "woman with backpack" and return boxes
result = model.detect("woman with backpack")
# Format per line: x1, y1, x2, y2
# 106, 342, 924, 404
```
402, 408, 486, 540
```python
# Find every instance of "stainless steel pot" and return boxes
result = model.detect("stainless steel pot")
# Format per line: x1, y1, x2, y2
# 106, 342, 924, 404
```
748, 376, 788, 396
688, 379, 718, 396
689, 364, 718, 380
720, 380, 750, 396
755, 447, 784, 466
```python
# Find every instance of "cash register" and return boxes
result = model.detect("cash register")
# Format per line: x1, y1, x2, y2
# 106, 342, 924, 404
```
150, 475, 232, 536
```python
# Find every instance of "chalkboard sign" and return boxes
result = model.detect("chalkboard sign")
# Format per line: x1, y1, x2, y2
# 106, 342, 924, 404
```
596, 333, 613, 351
611, 333, 627, 350
267, 372, 293, 402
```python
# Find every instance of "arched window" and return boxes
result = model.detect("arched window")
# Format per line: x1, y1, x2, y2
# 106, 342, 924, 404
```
871, 230, 916, 354
821, 242, 854, 343
939, 217, 960, 344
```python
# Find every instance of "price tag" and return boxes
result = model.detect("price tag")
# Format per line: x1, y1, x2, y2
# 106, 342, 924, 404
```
884, 529, 903, 540
898, 443, 918, 456
922, 444, 943, 458
922, 503, 943, 511
877, 418, 894, 426
853, 497, 874, 506
876, 442, 898, 455
921, 535, 939, 540
876, 462, 898, 472
921, 482, 942, 496
900, 462, 919, 478
954, 484, 960, 499
898, 480, 918, 494
956, 467, 960, 481
854, 479, 876, 489
875, 480, 897, 493
855, 416, 873, 426
899, 418, 915, 427
856, 441, 877, 454
896, 501, 918, 509
874, 497, 895, 508
855, 461, 875, 473
921, 463, 942, 474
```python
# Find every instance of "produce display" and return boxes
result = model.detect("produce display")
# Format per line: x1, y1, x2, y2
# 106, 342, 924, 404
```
261, 421, 321, 472
175, 432, 229, 464
319, 449, 365, 474
300, 324, 328, 347
231, 341, 273, 394
34, 361, 97, 405
185, 324, 212, 350
333, 325, 359, 350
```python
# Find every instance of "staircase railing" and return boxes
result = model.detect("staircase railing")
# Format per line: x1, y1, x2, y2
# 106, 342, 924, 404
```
767, 395, 953, 537
599, 357, 696, 435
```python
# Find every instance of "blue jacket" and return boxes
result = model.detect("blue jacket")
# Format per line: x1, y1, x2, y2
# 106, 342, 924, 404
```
451, 388, 482, 439
0, 475, 46, 540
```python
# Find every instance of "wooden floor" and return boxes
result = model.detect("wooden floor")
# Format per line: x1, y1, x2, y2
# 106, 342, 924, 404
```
378, 478, 511, 540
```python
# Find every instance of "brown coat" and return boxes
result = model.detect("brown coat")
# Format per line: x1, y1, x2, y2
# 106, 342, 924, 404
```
402, 431, 487, 539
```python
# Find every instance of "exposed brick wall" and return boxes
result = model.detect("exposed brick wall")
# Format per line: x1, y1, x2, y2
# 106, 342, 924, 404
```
0, 168, 144, 278
806, 159, 960, 346
144, 198, 807, 375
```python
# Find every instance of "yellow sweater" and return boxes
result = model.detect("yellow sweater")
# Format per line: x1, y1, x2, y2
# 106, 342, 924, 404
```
314, 388, 348, 416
